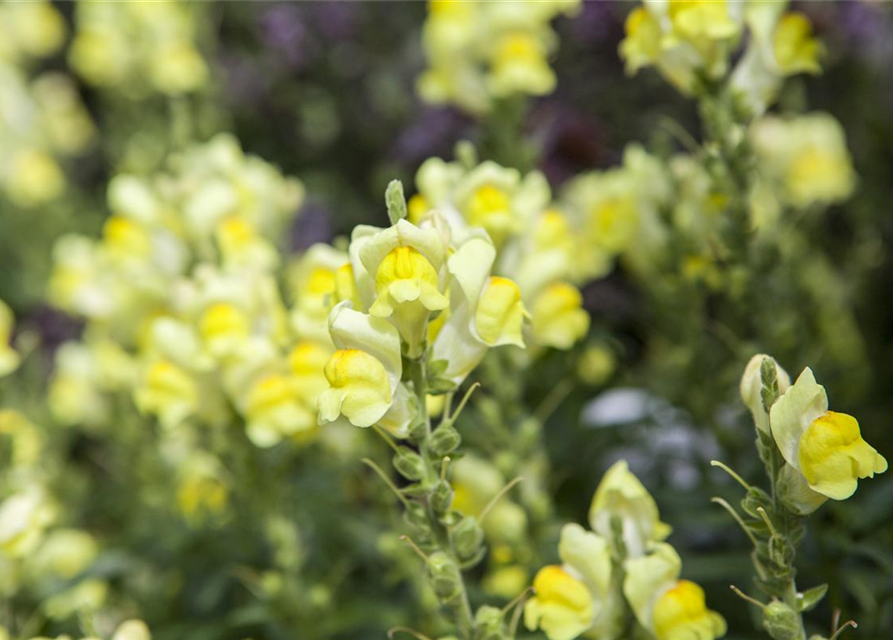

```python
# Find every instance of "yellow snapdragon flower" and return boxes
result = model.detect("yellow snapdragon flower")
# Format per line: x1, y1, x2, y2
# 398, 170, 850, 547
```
134, 359, 199, 430
769, 367, 887, 501
318, 304, 410, 435
526, 565, 593, 640
0, 488, 55, 559
653, 580, 727, 640
619, 0, 742, 94
177, 455, 229, 519
589, 460, 671, 558
357, 219, 449, 356
0, 1, 66, 63
70, 1, 208, 97
624, 543, 725, 640
244, 374, 310, 447
418, 0, 578, 114
773, 12, 821, 75
730, 4, 821, 115
530, 282, 589, 350
751, 113, 855, 209
526, 523, 622, 640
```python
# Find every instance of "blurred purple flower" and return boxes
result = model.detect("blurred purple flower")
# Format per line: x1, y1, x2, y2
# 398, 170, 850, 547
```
260, 4, 314, 69
220, 53, 271, 107
569, 1, 622, 45
532, 102, 605, 186
309, 2, 357, 42
290, 202, 334, 253
389, 106, 471, 165
24, 306, 82, 353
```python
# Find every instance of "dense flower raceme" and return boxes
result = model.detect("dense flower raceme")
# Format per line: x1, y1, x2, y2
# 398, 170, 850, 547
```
0, 1, 95, 207
69, 0, 209, 97
620, 0, 820, 112
525, 460, 725, 640
741, 355, 887, 514
47, 134, 306, 447
410, 154, 591, 351
417, 0, 581, 114
317, 215, 528, 436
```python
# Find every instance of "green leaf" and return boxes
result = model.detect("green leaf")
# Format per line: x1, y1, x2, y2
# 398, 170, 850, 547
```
797, 584, 828, 612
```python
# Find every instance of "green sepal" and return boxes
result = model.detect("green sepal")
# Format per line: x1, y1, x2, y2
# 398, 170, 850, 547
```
796, 584, 828, 612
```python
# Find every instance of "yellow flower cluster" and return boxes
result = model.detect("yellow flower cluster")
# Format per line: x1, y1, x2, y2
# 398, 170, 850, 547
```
412, 153, 591, 351
47, 135, 306, 449
742, 355, 887, 514
417, 0, 580, 114
69, 1, 208, 97
317, 212, 527, 436
0, 1, 95, 207
620, 0, 820, 113
750, 113, 856, 211
0, 410, 102, 611
525, 460, 725, 640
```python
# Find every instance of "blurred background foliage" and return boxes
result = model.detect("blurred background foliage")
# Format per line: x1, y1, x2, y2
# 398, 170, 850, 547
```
1, 2, 892, 640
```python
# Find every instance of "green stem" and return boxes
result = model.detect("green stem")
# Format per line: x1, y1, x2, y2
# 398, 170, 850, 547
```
408, 357, 475, 639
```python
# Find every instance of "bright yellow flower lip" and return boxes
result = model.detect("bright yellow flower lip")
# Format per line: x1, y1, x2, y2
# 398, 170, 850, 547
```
653, 580, 727, 640
798, 411, 888, 500
371, 246, 447, 316
524, 565, 594, 640
318, 348, 393, 428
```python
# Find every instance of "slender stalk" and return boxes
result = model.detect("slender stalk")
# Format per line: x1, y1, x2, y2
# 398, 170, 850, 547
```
407, 357, 475, 638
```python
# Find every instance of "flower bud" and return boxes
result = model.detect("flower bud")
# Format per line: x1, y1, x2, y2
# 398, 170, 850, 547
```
430, 423, 461, 456
427, 551, 462, 602
453, 516, 485, 562
474, 605, 504, 640
431, 481, 453, 515
762, 601, 802, 640
740, 354, 790, 433
404, 502, 432, 536
393, 447, 427, 481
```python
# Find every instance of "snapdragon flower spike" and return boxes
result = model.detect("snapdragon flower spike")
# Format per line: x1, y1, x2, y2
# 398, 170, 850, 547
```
624, 543, 727, 640
769, 367, 887, 502
318, 303, 414, 437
